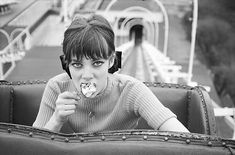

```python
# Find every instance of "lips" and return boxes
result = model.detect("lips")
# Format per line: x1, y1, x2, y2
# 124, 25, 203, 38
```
80, 82, 97, 98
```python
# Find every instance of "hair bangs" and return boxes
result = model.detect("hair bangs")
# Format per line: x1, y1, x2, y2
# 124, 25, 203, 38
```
72, 29, 109, 61
63, 15, 115, 63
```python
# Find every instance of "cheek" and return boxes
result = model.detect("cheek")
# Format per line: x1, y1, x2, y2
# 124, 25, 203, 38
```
95, 69, 107, 81
69, 67, 81, 78
69, 67, 82, 90
95, 67, 108, 77
96, 70, 108, 82
94, 65, 109, 90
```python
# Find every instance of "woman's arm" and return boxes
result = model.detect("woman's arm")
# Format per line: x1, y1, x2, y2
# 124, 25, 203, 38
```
159, 117, 190, 132
43, 91, 79, 132
44, 114, 63, 132
33, 80, 61, 131
129, 82, 190, 132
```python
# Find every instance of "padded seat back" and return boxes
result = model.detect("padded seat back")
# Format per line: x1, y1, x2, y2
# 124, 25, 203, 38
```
137, 83, 216, 135
0, 123, 231, 155
0, 81, 216, 135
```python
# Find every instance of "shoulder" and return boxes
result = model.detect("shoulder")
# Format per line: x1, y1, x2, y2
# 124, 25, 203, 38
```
111, 73, 147, 91
49, 73, 71, 82
111, 73, 139, 85
46, 73, 73, 92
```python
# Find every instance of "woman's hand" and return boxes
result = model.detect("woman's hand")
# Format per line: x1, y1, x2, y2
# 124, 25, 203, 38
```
53, 91, 80, 123
159, 117, 190, 133
44, 91, 80, 132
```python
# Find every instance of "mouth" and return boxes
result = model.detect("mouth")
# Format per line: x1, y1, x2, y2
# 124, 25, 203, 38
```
80, 82, 97, 98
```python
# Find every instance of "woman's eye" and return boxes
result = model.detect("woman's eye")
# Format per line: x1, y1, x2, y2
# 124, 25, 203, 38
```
93, 61, 104, 67
71, 63, 82, 68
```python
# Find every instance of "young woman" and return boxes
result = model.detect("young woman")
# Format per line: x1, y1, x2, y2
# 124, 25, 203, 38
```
33, 14, 189, 133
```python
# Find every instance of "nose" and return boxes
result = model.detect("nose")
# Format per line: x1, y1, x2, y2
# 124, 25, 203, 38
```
81, 66, 93, 81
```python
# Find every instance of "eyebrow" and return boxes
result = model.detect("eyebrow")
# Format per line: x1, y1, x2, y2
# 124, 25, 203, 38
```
71, 59, 81, 62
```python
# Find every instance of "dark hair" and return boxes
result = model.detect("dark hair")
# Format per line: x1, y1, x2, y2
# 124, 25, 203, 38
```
62, 14, 115, 63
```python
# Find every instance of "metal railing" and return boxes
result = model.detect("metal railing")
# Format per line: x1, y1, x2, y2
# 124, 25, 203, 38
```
213, 101, 235, 139
0, 27, 31, 80
143, 41, 189, 83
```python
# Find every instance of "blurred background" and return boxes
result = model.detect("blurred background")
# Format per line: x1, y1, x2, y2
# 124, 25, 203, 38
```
0, 0, 235, 139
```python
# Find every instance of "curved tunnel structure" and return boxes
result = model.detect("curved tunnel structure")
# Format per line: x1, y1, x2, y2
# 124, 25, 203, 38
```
102, 8, 187, 84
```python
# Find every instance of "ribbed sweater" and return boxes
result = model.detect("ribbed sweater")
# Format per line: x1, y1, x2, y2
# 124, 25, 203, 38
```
33, 73, 176, 132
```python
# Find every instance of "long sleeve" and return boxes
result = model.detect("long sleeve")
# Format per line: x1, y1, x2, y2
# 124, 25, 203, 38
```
127, 82, 176, 130
33, 80, 60, 128
33, 73, 177, 132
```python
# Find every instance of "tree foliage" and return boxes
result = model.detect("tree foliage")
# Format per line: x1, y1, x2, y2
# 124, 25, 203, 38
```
183, 0, 235, 105
196, 17, 235, 68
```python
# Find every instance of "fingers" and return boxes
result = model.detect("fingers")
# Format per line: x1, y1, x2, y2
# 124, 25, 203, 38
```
54, 91, 81, 123
61, 110, 75, 116
56, 110, 75, 118
57, 104, 76, 111
57, 91, 81, 105
59, 98, 78, 105
59, 91, 81, 101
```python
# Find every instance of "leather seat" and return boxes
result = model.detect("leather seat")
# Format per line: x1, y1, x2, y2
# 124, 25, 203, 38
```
0, 80, 216, 135
0, 123, 232, 155
1, 80, 227, 155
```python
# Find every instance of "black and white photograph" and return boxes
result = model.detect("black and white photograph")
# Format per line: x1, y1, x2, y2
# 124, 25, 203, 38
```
0, 0, 235, 154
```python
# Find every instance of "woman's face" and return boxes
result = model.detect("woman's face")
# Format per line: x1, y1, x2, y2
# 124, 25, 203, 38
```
69, 56, 114, 96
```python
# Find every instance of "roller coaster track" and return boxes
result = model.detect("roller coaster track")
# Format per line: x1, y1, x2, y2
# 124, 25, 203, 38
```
117, 41, 188, 83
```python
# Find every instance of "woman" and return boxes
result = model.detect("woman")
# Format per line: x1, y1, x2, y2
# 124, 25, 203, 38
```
33, 14, 189, 133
